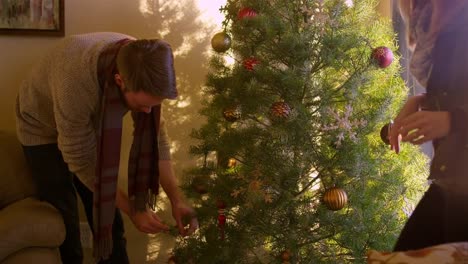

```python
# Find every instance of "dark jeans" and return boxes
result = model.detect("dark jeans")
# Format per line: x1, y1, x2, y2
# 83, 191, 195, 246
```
23, 144, 129, 264
394, 184, 468, 251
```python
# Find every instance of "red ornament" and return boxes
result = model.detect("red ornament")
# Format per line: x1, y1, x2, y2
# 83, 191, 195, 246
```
371, 46, 394, 68
217, 200, 227, 240
243, 57, 260, 71
238, 7, 258, 20
218, 214, 226, 226
270, 101, 291, 119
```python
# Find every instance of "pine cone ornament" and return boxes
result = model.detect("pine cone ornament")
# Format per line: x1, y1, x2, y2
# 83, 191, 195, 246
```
223, 105, 242, 122
371, 46, 394, 68
323, 187, 348, 211
211, 32, 232, 53
270, 101, 291, 119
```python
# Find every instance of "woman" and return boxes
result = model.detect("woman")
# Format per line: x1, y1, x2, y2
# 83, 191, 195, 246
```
390, 0, 468, 251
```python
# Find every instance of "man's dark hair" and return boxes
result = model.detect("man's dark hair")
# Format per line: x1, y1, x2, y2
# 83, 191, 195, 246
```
116, 39, 178, 99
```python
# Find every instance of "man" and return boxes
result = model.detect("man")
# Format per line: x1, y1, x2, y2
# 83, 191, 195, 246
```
15, 32, 197, 263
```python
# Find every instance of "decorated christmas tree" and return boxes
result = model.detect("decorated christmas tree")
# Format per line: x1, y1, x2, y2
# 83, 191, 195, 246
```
172, 0, 428, 263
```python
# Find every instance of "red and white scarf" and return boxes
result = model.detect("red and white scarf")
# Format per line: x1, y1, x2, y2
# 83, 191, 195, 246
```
94, 39, 160, 260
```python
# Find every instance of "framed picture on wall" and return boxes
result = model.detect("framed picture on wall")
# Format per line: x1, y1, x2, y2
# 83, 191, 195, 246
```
0, 0, 64, 36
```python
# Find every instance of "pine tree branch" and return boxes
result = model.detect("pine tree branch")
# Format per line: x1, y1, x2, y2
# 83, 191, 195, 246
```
295, 172, 320, 196
248, 115, 270, 128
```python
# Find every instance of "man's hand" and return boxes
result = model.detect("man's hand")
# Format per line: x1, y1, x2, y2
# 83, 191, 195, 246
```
129, 209, 170, 234
171, 201, 198, 236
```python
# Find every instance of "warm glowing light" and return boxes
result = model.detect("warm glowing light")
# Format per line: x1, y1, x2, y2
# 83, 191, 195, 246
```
195, 0, 228, 28
228, 158, 237, 168
224, 56, 236, 67
139, 0, 152, 15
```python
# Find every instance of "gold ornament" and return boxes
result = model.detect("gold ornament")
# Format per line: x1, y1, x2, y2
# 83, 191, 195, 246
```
211, 32, 232, 53
223, 105, 242, 122
270, 101, 291, 119
323, 187, 348, 211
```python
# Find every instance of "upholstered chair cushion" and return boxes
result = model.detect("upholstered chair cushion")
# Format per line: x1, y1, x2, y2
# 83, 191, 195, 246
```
0, 198, 65, 262
367, 242, 468, 263
0, 131, 36, 209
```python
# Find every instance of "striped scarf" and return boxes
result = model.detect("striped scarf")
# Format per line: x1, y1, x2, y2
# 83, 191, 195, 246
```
94, 39, 160, 261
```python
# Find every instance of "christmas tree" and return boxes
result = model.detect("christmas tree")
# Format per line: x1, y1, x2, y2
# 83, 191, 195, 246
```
172, 0, 428, 263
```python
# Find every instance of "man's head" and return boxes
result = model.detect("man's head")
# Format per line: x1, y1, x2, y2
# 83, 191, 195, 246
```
115, 39, 177, 112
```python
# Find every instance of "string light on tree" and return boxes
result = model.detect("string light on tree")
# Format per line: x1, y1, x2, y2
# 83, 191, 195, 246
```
228, 158, 237, 168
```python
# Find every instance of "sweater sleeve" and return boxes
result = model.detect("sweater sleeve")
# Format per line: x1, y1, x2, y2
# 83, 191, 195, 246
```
51, 57, 99, 191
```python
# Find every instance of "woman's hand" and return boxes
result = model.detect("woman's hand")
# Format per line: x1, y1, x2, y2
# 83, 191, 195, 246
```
398, 111, 451, 144
389, 94, 426, 153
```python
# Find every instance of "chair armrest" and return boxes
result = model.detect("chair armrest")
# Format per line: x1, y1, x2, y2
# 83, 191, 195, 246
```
0, 197, 65, 262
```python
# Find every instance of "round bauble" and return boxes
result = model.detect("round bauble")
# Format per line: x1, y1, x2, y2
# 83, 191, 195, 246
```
323, 187, 348, 211
211, 32, 232, 53
371, 46, 394, 68
380, 123, 391, 145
